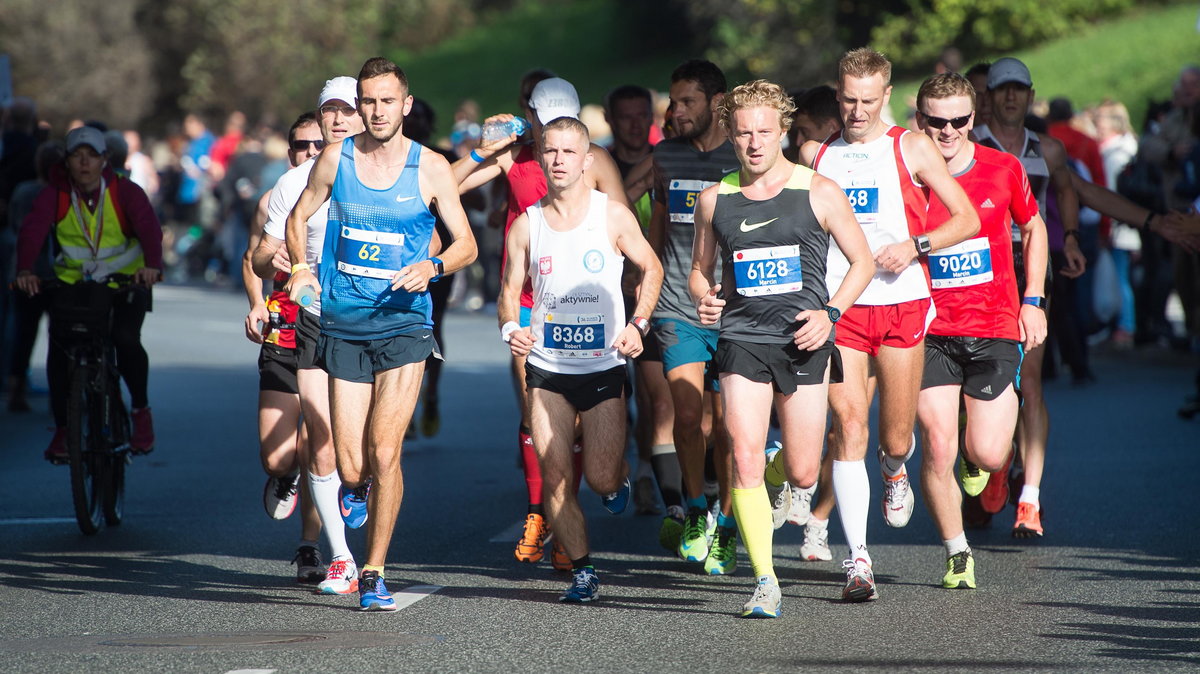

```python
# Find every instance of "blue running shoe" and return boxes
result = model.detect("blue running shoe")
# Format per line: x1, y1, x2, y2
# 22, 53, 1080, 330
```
559, 566, 600, 603
601, 477, 631, 515
339, 480, 371, 529
358, 570, 397, 611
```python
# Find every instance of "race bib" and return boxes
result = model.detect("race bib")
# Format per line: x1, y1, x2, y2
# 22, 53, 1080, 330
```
543, 312, 606, 358
335, 226, 405, 279
668, 179, 712, 224
929, 237, 993, 288
733, 245, 803, 297
844, 187, 879, 215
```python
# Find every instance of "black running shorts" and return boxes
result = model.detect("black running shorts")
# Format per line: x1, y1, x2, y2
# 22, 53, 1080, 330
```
317, 328, 439, 384
258, 344, 299, 394
525, 363, 626, 412
714, 339, 841, 396
922, 334, 1021, 401
295, 309, 322, 371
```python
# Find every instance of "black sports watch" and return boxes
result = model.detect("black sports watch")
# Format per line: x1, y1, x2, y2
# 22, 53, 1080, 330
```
824, 305, 841, 323
430, 256, 445, 281
913, 234, 932, 257
1022, 296, 1046, 310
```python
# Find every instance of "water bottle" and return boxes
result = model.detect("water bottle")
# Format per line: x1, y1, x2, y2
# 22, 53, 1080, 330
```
295, 285, 318, 307
481, 116, 529, 142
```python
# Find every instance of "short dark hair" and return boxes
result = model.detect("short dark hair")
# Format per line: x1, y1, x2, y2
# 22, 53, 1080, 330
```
794, 85, 839, 124
287, 111, 319, 145
964, 62, 991, 81
604, 85, 652, 114
357, 57, 409, 97
671, 59, 726, 99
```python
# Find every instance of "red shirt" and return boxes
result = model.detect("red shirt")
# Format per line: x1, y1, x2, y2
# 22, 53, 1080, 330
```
926, 145, 1038, 340
505, 145, 547, 309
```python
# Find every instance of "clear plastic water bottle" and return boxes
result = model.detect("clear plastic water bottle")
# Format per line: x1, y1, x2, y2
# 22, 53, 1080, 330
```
481, 116, 530, 142
296, 285, 318, 307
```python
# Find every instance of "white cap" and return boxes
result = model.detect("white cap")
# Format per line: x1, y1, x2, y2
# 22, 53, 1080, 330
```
987, 57, 1033, 90
318, 76, 359, 108
529, 77, 581, 125
66, 126, 106, 154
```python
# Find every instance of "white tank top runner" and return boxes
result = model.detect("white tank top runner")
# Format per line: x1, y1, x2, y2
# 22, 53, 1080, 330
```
526, 190, 627, 375
814, 126, 931, 306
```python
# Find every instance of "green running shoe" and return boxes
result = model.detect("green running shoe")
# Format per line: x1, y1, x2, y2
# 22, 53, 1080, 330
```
658, 505, 685, 553
958, 457, 989, 497
704, 526, 738, 575
678, 507, 711, 562
943, 550, 976, 589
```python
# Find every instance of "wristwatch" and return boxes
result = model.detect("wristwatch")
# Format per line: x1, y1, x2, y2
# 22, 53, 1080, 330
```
629, 316, 650, 337
1022, 296, 1047, 309
824, 305, 841, 323
430, 256, 444, 281
912, 234, 932, 257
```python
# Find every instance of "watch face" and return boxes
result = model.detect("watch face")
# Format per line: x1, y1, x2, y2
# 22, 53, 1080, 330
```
826, 306, 840, 323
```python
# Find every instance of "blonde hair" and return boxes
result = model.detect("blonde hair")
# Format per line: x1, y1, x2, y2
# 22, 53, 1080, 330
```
916, 73, 976, 111
839, 47, 892, 87
718, 79, 796, 133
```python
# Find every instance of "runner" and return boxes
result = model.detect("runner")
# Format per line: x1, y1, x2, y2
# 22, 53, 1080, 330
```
499, 116, 663, 602
689, 79, 872, 617
797, 47, 979, 601
251, 76, 365, 596
913, 73, 1048, 588
242, 111, 324, 583
284, 57, 476, 611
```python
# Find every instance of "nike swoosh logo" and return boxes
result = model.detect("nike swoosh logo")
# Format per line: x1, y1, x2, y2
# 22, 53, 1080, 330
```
740, 218, 779, 233
722, 167, 739, 174
396, 196, 416, 203
596, 386, 608, 392
340, 502, 352, 517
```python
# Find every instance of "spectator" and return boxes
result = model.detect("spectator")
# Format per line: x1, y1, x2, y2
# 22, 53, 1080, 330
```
1093, 100, 1141, 347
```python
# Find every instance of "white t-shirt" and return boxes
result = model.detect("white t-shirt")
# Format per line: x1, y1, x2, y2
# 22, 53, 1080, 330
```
263, 157, 330, 315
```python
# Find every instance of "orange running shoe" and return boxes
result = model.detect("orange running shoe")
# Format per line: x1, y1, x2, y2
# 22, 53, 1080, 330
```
979, 453, 1012, 514
514, 513, 550, 563
551, 540, 572, 571
1012, 501, 1043, 538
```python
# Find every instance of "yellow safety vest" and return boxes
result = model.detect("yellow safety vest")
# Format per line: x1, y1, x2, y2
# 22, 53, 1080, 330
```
54, 183, 145, 283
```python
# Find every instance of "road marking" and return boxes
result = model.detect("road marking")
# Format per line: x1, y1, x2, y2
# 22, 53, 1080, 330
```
0, 517, 77, 526
225, 670, 277, 674
390, 585, 442, 611
489, 519, 526, 543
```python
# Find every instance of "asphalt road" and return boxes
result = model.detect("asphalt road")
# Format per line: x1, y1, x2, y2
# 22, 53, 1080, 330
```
1, 284, 1198, 673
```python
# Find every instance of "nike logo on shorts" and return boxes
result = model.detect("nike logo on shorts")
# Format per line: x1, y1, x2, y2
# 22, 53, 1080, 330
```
740, 218, 779, 233
596, 386, 608, 392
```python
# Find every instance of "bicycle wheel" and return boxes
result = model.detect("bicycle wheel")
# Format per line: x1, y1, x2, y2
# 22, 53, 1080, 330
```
66, 365, 104, 535
103, 376, 129, 526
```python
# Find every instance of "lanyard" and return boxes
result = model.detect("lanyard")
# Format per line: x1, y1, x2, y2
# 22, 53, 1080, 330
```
69, 177, 107, 259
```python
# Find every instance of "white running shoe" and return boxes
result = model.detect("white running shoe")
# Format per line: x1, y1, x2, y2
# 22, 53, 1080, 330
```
741, 575, 782, 618
880, 449, 915, 528
263, 471, 300, 520
787, 484, 816, 526
316, 558, 359, 595
799, 521, 833, 561
842, 557, 878, 602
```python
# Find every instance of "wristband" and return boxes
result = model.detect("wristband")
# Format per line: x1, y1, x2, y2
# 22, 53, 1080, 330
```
290, 263, 311, 274
501, 321, 521, 344
1143, 212, 1156, 231
1063, 229, 1080, 240
629, 316, 650, 337
429, 256, 444, 282
470, 149, 486, 163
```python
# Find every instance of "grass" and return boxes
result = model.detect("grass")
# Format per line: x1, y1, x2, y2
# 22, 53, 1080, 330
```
890, 3, 1200, 130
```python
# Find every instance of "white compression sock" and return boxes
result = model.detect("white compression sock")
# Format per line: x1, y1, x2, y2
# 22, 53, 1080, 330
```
832, 459, 871, 565
881, 433, 916, 477
309, 470, 353, 562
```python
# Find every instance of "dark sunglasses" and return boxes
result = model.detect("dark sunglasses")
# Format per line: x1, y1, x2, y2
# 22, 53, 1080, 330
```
923, 114, 972, 130
290, 139, 326, 152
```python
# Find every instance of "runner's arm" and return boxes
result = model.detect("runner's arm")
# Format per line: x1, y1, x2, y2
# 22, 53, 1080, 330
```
1017, 212, 1050, 350
588, 145, 632, 211
498, 213, 534, 356
612, 201, 662, 357
688, 185, 724, 326
283, 141, 339, 301
1043, 134, 1085, 278
647, 157, 668, 255
1071, 173, 1200, 253
243, 190, 271, 343
396, 152, 479, 293
623, 154, 655, 205
453, 114, 520, 192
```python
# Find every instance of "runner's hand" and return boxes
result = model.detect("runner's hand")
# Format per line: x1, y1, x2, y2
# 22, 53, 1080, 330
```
874, 239, 918, 274
792, 309, 833, 351
14, 270, 39, 296
477, 114, 520, 156
1018, 304, 1047, 351
285, 268, 320, 303
613, 324, 644, 358
508, 326, 535, 357
245, 303, 269, 344
271, 245, 292, 273
697, 284, 724, 325
392, 260, 437, 293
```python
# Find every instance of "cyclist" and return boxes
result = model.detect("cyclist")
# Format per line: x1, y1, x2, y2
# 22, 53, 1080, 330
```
14, 126, 163, 462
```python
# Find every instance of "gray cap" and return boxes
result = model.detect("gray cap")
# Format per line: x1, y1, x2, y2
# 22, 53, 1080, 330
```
987, 57, 1033, 90
66, 126, 106, 154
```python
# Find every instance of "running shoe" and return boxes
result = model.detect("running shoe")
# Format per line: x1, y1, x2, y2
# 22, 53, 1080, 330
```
943, 550, 976, 589
130, 407, 155, 455
799, 522, 833, 562
550, 540, 572, 571
559, 566, 599, 603
658, 505, 685, 552
958, 457, 989, 497
264, 471, 300, 520
1012, 501, 1043, 538
317, 559, 358, 594
841, 557, 878, 602
514, 513, 550, 563
704, 526, 738, 575
880, 451, 914, 528
962, 493, 993, 529
292, 545, 325, 584
339, 480, 371, 529
633, 476, 661, 516
601, 477, 631, 515
43, 427, 68, 465
358, 570, 397, 611
741, 575, 781, 618
786, 484, 815, 526
678, 507, 711, 562
979, 453, 1012, 514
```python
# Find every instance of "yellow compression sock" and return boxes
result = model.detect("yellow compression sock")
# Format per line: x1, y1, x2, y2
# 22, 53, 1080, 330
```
764, 449, 788, 488
732, 485, 775, 581
363, 564, 385, 577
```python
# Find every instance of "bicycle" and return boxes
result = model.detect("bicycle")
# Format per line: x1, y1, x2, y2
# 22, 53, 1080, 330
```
45, 274, 139, 535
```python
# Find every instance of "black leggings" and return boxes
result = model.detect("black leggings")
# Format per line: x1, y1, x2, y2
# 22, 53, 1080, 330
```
48, 288, 151, 426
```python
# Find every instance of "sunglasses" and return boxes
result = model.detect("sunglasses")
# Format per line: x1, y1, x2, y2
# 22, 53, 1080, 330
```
923, 114, 972, 130
320, 104, 357, 117
290, 139, 326, 152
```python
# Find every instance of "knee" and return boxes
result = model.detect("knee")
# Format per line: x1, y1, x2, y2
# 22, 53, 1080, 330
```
672, 404, 704, 434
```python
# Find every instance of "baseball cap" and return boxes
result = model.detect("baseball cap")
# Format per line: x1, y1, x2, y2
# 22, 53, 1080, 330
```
318, 76, 359, 108
66, 126, 106, 155
529, 77, 581, 125
987, 57, 1033, 90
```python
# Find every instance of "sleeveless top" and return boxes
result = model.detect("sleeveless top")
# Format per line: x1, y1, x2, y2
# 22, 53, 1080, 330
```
813, 126, 930, 305
974, 124, 1050, 241
712, 165, 830, 344
319, 136, 436, 339
526, 190, 626, 375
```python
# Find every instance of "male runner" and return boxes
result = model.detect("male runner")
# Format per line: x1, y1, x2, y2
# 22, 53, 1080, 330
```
797, 47, 979, 601
500, 116, 663, 602
243, 112, 325, 583
913, 73, 1048, 589
251, 77, 364, 596
648, 59, 741, 570
691, 80, 873, 617
973, 57, 1086, 538
284, 57, 477, 611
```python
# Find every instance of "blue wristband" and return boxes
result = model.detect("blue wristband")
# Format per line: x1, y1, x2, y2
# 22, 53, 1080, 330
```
469, 149, 485, 163
429, 256, 444, 282
1022, 296, 1046, 309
